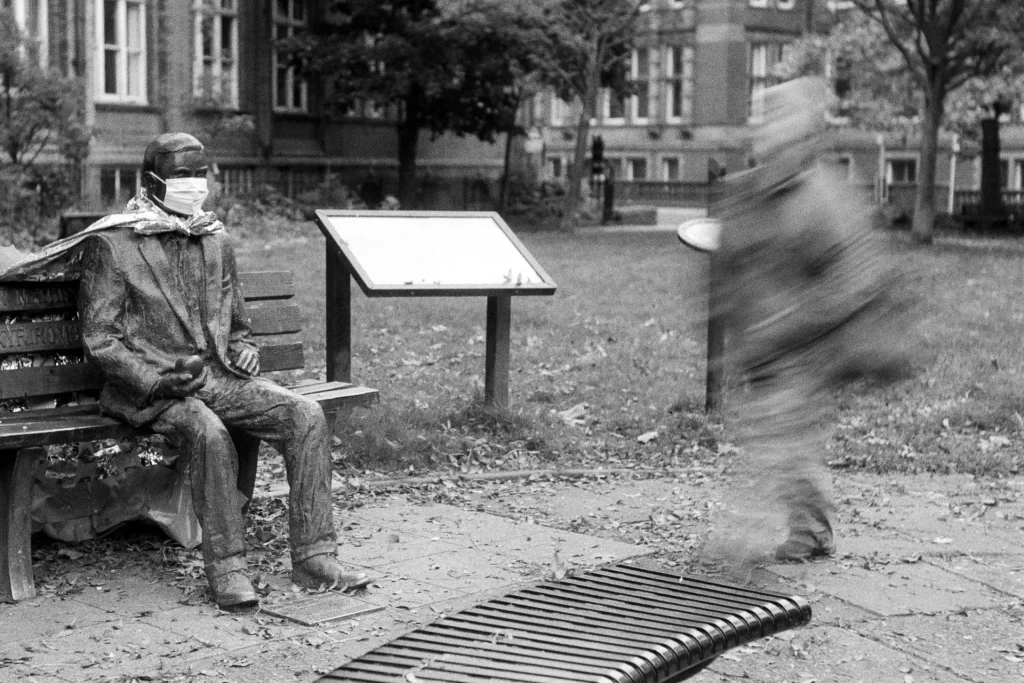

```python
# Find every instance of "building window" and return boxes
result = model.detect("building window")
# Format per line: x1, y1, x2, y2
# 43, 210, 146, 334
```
274, 0, 308, 112
603, 89, 625, 124
833, 156, 852, 180
96, 0, 147, 102
627, 157, 648, 181
193, 0, 238, 107
887, 159, 917, 184
547, 155, 565, 180
665, 45, 694, 124
749, 42, 784, 123
11, 0, 48, 68
346, 98, 394, 120
631, 48, 651, 124
100, 167, 141, 207
776, 0, 796, 9
749, 0, 768, 7
605, 157, 623, 181
662, 157, 681, 181
550, 92, 572, 127
219, 166, 254, 196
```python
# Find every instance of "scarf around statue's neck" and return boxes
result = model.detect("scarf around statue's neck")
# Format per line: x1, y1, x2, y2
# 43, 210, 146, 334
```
123, 191, 224, 237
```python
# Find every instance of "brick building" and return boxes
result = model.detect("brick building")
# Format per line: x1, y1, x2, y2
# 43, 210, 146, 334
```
4, 0, 1016, 216
526, 0, 975, 217
532, 0, 819, 188
4, 0, 506, 210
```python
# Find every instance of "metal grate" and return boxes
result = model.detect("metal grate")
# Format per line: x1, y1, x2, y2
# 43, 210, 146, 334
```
317, 563, 811, 683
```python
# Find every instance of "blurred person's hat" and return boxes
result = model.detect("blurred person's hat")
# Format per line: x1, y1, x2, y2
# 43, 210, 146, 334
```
752, 76, 828, 163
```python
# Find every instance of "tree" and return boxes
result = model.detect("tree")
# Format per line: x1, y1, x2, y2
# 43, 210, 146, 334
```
281, 0, 545, 208
0, 8, 89, 234
846, 0, 1024, 243
535, 0, 641, 226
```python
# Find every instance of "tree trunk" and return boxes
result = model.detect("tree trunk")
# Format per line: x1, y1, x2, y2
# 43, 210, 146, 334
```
911, 83, 944, 244
500, 128, 515, 212
562, 108, 591, 230
980, 117, 1004, 220
397, 90, 422, 209
562, 65, 599, 230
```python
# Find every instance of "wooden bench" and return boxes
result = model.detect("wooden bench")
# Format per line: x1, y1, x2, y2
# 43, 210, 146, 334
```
317, 562, 811, 682
0, 269, 379, 602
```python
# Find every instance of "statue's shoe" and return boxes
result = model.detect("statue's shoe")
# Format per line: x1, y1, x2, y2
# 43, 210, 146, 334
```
209, 570, 259, 611
292, 555, 373, 591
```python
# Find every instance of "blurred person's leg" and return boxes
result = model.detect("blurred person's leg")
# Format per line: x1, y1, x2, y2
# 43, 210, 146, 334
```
742, 358, 835, 561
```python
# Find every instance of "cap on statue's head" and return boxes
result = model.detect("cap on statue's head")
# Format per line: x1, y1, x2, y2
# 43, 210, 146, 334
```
143, 133, 205, 176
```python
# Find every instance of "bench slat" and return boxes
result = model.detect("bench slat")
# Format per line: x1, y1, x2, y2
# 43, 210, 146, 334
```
247, 303, 302, 335
238, 271, 294, 301
0, 363, 102, 399
0, 284, 77, 314
0, 341, 306, 400
0, 407, 143, 449
292, 382, 379, 412
0, 321, 82, 356
256, 342, 304, 373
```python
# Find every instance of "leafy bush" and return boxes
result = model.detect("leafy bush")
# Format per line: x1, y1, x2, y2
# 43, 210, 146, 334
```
502, 174, 567, 230
871, 203, 910, 231
0, 9, 88, 247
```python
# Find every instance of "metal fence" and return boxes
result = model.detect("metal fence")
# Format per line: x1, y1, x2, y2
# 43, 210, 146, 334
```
614, 181, 710, 207
952, 189, 1024, 214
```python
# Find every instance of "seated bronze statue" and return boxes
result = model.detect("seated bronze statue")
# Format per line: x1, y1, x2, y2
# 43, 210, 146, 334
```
68, 133, 371, 610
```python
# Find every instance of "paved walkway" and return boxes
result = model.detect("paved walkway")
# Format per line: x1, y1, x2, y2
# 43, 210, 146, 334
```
1, 470, 1022, 682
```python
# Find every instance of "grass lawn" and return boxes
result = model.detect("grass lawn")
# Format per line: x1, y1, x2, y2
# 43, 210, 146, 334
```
235, 222, 1024, 479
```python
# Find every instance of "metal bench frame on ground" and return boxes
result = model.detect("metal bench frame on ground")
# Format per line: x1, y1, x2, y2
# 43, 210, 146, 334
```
317, 562, 811, 683
0, 269, 379, 602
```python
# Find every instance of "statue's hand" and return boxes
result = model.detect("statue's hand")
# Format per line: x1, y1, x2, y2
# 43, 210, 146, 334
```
155, 366, 209, 398
234, 347, 260, 376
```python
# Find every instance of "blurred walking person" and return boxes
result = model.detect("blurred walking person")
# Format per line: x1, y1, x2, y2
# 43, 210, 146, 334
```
705, 77, 915, 561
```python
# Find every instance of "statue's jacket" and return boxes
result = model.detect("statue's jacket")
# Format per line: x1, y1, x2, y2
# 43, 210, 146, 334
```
79, 227, 257, 427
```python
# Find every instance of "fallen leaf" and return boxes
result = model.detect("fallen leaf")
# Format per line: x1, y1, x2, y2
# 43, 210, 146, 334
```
637, 431, 658, 444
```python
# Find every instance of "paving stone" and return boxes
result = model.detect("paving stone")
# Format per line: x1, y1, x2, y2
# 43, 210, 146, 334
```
835, 522, 931, 559
374, 548, 534, 595
513, 479, 687, 523
700, 624, 970, 683
490, 522, 650, 569
803, 595, 883, 628
769, 561, 1006, 616
336, 531, 464, 568
67, 574, 185, 615
925, 554, 1024, 600
0, 597, 109, 642
864, 505, 1024, 555
17, 617, 175, 667
874, 610, 1024, 682
359, 570, 471, 608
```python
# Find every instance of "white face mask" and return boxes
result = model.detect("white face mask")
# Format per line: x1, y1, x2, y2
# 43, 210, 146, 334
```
153, 176, 209, 216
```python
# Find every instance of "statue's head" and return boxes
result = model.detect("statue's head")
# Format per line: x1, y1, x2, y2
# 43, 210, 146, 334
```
751, 77, 828, 163
142, 132, 210, 216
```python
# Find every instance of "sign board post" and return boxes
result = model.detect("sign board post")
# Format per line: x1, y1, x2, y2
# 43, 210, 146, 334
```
314, 210, 557, 410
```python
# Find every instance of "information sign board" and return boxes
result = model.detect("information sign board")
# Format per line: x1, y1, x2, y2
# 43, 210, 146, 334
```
314, 211, 556, 296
